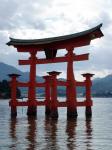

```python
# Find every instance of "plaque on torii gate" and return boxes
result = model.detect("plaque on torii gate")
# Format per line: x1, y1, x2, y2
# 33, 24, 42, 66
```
7, 24, 103, 118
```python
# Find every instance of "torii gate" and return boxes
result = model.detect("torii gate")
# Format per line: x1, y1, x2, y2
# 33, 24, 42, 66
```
7, 24, 103, 118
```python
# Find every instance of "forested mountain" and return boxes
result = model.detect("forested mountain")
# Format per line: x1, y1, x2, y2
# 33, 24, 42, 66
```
0, 62, 112, 97
0, 62, 43, 82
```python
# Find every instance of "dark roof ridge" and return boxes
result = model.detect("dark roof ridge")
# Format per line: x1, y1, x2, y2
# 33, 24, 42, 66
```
7, 23, 103, 46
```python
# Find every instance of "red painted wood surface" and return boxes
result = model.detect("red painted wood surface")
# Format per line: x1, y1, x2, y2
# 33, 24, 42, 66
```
9, 100, 93, 107
9, 49, 93, 111
19, 53, 89, 65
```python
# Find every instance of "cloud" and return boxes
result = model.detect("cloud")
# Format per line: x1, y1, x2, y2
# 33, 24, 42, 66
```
0, 0, 112, 80
0, 0, 53, 31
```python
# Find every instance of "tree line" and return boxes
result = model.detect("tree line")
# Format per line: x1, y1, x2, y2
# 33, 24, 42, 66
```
0, 80, 21, 99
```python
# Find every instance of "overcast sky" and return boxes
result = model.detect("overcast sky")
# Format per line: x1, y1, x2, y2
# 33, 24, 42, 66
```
0, 0, 112, 80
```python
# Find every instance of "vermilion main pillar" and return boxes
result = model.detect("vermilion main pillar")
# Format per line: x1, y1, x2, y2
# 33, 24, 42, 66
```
27, 51, 37, 116
66, 48, 78, 118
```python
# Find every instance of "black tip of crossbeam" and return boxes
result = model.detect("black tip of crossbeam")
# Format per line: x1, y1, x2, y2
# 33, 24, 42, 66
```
47, 71, 61, 76
82, 73, 94, 77
8, 73, 21, 78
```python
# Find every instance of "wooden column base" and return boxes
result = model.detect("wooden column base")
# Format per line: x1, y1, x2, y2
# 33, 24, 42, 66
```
51, 109, 58, 119
27, 106, 37, 116
67, 108, 78, 119
11, 107, 17, 117
85, 106, 92, 117
45, 106, 51, 116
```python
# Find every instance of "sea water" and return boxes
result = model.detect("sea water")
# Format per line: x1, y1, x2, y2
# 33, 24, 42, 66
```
0, 98, 112, 150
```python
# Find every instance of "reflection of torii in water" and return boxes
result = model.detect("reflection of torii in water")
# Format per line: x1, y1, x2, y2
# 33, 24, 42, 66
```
9, 117, 37, 150
7, 24, 103, 119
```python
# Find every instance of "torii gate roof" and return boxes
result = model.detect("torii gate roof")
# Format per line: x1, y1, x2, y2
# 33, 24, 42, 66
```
7, 24, 103, 50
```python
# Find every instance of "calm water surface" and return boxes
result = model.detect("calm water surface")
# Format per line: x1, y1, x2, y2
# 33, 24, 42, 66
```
0, 98, 112, 150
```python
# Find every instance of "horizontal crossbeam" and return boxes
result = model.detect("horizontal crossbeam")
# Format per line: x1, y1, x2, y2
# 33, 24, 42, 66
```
19, 53, 89, 65
76, 81, 85, 86
9, 100, 93, 107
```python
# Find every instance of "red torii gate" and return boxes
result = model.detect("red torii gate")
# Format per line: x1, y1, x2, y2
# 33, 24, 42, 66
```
7, 24, 103, 118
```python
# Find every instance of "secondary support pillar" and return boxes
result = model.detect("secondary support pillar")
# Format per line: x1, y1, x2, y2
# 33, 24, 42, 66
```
66, 48, 78, 118
8, 74, 20, 117
82, 73, 94, 117
48, 71, 61, 119
27, 51, 37, 116
43, 75, 51, 116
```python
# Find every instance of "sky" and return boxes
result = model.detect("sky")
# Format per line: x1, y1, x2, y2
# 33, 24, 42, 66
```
0, 0, 112, 80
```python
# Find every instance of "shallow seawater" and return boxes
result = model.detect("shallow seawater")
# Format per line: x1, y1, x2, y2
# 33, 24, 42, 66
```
0, 98, 112, 150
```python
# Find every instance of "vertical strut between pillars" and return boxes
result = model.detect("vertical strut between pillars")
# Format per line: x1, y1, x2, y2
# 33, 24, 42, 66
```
48, 71, 61, 119
51, 75, 58, 118
66, 48, 78, 118
43, 76, 51, 116
8, 74, 20, 117
82, 73, 94, 118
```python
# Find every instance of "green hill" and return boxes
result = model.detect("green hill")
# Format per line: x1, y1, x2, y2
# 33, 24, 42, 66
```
0, 62, 112, 97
